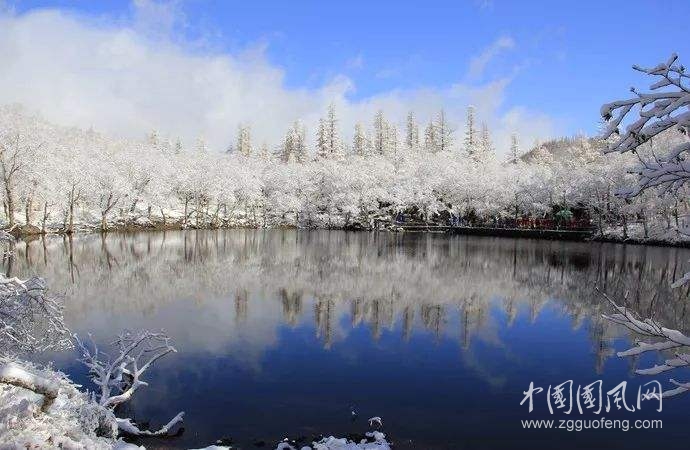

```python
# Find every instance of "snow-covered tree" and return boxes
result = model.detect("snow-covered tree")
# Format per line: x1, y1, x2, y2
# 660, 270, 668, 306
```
435, 109, 454, 153
236, 124, 252, 157
509, 133, 520, 164
0, 99, 680, 238
258, 142, 270, 160
477, 122, 495, 164
424, 120, 437, 153
601, 53, 690, 198
405, 111, 420, 151
463, 105, 478, 159
316, 104, 342, 159
195, 136, 207, 153
373, 110, 397, 156
353, 122, 369, 157
0, 106, 44, 228
282, 120, 306, 163
388, 123, 399, 156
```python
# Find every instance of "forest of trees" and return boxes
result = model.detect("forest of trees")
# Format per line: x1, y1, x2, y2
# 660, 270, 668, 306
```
0, 102, 686, 239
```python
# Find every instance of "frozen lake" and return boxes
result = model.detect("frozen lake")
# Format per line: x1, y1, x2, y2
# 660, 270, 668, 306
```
7, 230, 690, 449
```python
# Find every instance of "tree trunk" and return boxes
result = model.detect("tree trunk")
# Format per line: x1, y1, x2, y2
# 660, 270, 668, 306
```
5, 183, 14, 227
212, 204, 221, 228
67, 187, 76, 234
622, 215, 628, 240
24, 196, 32, 227
41, 202, 49, 234
68, 201, 74, 234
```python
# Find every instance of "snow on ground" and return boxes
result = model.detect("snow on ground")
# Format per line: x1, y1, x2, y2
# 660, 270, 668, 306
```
0, 359, 118, 450
602, 221, 690, 244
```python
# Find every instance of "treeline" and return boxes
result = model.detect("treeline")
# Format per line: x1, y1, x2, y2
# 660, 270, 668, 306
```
0, 103, 686, 237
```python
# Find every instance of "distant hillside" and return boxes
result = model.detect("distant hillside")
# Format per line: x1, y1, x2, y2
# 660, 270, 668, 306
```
520, 135, 604, 165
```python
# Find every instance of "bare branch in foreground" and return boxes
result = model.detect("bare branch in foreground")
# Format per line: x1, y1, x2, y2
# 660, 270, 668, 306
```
75, 330, 184, 437
599, 288, 690, 397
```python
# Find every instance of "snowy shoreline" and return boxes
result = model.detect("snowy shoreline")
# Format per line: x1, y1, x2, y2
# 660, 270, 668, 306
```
9, 220, 690, 249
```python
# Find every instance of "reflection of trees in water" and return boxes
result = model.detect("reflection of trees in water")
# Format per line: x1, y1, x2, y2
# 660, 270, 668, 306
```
315, 297, 334, 349
235, 288, 248, 324
280, 288, 302, 327
6, 231, 690, 372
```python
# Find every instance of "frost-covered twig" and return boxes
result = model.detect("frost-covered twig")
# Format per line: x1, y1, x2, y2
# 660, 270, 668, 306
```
116, 412, 185, 437
0, 274, 72, 356
600, 288, 690, 397
601, 53, 690, 198
75, 330, 184, 436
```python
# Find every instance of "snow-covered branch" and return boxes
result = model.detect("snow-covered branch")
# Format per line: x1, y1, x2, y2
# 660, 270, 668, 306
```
0, 361, 60, 411
116, 412, 185, 437
0, 273, 71, 356
601, 53, 690, 198
75, 330, 184, 436
600, 289, 690, 398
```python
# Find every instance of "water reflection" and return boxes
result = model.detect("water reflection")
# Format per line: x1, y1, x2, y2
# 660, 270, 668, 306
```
5, 231, 690, 449
8, 231, 689, 352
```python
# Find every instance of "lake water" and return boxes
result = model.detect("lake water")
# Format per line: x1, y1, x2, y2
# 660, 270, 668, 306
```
7, 230, 690, 449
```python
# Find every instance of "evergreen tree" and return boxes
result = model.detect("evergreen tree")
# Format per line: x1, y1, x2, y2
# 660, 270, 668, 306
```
258, 142, 270, 160
424, 120, 437, 153
353, 122, 368, 157
195, 136, 207, 153
387, 124, 398, 156
282, 120, 306, 163
435, 109, 454, 153
236, 124, 252, 157
477, 122, 495, 163
463, 105, 478, 158
316, 118, 328, 159
373, 110, 388, 155
510, 133, 520, 164
316, 103, 341, 158
405, 111, 420, 151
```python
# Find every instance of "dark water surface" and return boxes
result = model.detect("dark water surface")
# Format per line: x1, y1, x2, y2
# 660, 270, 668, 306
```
6, 230, 690, 449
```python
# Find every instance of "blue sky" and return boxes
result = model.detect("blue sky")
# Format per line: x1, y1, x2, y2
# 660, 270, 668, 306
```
3, 0, 689, 151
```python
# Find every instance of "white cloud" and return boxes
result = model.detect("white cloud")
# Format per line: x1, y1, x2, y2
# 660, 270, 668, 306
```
0, 5, 556, 155
467, 36, 515, 80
